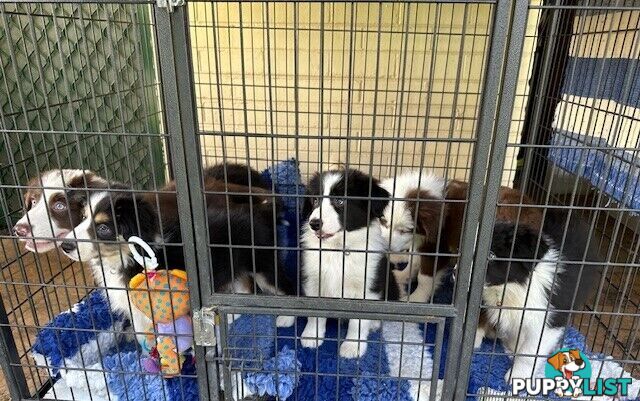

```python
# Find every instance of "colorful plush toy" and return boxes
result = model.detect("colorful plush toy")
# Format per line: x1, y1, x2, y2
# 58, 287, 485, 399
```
127, 236, 193, 377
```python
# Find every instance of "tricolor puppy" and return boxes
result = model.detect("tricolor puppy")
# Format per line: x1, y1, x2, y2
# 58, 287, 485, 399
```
59, 169, 291, 314
13, 169, 108, 253
294, 168, 399, 358
482, 215, 599, 382
59, 189, 154, 322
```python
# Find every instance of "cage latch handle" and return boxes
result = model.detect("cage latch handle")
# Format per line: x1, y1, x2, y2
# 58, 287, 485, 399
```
193, 307, 219, 347
157, 0, 185, 13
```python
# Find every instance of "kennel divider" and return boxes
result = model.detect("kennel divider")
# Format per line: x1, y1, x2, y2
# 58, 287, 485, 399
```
154, 4, 217, 401
452, 0, 532, 398
175, 1, 511, 400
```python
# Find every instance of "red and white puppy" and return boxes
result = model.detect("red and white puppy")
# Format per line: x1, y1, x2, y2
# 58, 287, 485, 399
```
380, 170, 447, 302
381, 172, 544, 303
13, 169, 108, 253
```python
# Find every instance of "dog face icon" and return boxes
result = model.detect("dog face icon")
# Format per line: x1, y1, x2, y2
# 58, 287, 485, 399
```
547, 349, 586, 380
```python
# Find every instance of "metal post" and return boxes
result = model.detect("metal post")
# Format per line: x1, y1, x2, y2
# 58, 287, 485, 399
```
154, 3, 217, 400
453, 0, 531, 399
0, 288, 30, 400
514, 0, 576, 199
439, 0, 515, 398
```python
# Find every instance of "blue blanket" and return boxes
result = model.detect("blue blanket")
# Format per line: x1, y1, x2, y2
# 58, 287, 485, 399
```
549, 130, 640, 210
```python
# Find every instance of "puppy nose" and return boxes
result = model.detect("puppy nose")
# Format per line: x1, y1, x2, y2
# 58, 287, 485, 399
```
13, 223, 30, 237
309, 218, 322, 231
60, 241, 76, 253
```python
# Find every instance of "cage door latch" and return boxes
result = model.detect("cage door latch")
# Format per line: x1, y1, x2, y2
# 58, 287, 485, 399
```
157, 0, 185, 13
193, 307, 218, 347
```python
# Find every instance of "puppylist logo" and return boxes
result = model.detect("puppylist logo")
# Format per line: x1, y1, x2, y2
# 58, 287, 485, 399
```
511, 348, 633, 398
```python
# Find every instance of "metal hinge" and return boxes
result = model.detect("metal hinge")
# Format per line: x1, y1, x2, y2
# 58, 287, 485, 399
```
157, 0, 185, 13
193, 306, 218, 347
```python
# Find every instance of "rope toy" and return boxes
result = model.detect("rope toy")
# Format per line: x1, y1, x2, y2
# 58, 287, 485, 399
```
127, 236, 193, 377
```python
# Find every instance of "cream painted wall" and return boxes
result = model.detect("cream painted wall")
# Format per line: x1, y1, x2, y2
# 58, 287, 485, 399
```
188, 2, 540, 184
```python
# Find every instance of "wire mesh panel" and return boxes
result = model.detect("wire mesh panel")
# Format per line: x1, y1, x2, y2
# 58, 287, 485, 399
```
0, 2, 168, 399
0, 0, 638, 400
459, 0, 640, 399
184, 1, 504, 400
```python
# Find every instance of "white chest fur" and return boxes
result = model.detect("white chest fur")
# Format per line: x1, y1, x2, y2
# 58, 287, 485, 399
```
89, 256, 131, 316
301, 223, 386, 300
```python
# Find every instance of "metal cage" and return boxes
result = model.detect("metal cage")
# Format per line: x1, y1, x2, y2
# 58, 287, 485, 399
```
0, 0, 638, 400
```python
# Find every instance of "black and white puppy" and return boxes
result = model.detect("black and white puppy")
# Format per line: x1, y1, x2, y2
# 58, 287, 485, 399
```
294, 168, 399, 358
13, 169, 108, 253
481, 212, 600, 381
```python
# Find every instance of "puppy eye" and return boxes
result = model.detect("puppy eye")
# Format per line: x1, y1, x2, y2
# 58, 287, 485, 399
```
312, 198, 319, 207
53, 201, 67, 211
333, 198, 344, 206
380, 217, 388, 228
398, 228, 414, 235
96, 224, 111, 235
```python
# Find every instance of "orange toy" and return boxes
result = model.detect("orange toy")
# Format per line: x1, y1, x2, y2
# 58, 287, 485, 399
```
127, 236, 193, 377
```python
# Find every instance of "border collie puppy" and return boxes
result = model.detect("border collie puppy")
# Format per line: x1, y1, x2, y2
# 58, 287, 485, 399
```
13, 169, 108, 253
380, 170, 447, 302
482, 215, 600, 381
381, 172, 544, 303
296, 168, 398, 358
59, 187, 291, 316
59, 189, 150, 333
204, 162, 269, 189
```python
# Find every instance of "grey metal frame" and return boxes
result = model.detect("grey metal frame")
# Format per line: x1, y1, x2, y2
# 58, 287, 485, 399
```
0, 0, 639, 400
163, 1, 519, 400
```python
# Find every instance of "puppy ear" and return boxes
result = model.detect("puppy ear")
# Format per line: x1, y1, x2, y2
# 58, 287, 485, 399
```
114, 193, 157, 241
302, 173, 321, 219
547, 352, 564, 371
407, 190, 445, 243
368, 182, 390, 218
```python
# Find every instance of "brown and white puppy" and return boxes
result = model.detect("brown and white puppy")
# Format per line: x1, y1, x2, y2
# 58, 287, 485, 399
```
381, 172, 543, 302
380, 170, 447, 302
13, 169, 108, 253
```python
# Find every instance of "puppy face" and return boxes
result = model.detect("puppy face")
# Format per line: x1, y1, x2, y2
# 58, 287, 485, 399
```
13, 170, 107, 253
304, 169, 389, 239
380, 171, 445, 252
60, 191, 157, 263
547, 349, 585, 375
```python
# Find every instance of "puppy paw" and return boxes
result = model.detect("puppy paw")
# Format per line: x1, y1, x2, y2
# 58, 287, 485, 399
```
407, 291, 428, 303
300, 337, 323, 349
506, 364, 534, 382
276, 315, 295, 327
339, 340, 367, 358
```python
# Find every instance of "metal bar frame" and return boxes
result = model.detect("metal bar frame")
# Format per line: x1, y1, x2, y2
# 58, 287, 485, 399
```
154, 4, 215, 401
454, 0, 531, 398
0, 0, 637, 400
